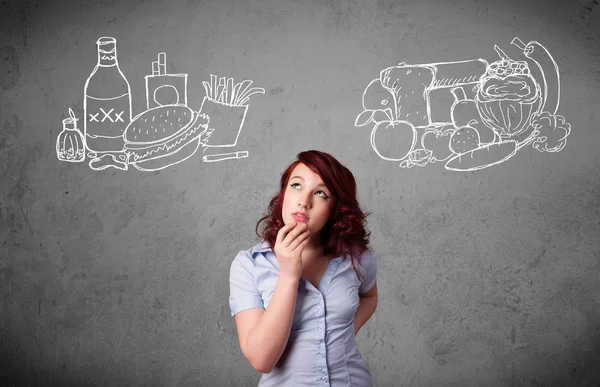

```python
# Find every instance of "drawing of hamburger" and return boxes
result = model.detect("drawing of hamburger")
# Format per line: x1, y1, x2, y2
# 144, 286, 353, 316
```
123, 105, 210, 171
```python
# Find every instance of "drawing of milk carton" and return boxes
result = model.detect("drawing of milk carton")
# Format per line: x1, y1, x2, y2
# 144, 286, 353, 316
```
84, 37, 132, 153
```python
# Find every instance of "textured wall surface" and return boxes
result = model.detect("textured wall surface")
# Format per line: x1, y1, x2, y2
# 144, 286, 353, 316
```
1, 0, 599, 386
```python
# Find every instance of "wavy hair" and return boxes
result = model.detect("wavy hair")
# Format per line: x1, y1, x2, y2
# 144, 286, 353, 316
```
256, 150, 371, 278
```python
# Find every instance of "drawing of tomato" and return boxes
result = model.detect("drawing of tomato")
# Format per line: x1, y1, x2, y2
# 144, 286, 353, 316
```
370, 119, 417, 162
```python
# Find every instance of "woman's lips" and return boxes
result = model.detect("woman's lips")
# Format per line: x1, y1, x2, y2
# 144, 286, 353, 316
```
292, 213, 308, 223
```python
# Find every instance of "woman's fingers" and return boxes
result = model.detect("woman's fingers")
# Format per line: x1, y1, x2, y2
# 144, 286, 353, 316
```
283, 223, 309, 246
292, 236, 310, 253
287, 228, 310, 251
276, 222, 296, 245
277, 222, 307, 246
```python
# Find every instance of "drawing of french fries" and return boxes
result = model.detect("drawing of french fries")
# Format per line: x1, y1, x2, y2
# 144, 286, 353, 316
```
199, 74, 265, 149
201, 75, 265, 107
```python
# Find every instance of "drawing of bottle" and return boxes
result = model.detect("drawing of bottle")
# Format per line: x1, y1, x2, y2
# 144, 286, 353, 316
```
84, 37, 132, 153
56, 108, 85, 162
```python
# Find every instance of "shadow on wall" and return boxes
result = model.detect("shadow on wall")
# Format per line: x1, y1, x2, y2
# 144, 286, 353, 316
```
1, 328, 600, 387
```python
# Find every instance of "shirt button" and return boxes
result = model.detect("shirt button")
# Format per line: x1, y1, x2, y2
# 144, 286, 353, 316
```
321, 376, 327, 380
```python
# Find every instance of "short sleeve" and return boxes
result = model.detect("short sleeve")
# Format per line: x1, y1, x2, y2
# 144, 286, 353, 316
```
229, 250, 265, 316
359, 250, 377, 294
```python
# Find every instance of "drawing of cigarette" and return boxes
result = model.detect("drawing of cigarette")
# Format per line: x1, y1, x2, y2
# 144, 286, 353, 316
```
203, 151, 249, 162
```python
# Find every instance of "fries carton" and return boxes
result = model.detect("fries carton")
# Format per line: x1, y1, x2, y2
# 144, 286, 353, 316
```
199, 75, 265, 147
199, 96, 248, 147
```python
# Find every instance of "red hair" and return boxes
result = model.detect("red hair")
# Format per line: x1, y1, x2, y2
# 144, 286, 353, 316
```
256, 150, 371, 278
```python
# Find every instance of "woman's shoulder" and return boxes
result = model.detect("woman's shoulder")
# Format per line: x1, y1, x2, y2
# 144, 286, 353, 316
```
350, 248, 376, 273
233, 240, 273, 263
345, 246, 375, 261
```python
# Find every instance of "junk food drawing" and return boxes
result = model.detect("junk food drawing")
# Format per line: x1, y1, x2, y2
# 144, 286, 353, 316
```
56, 37, 265, 171
199, 75, 265, 162
145, 52, 188, 109
84, 37, 132, 156
56, 108, 85, 163
355, 37, 571, 172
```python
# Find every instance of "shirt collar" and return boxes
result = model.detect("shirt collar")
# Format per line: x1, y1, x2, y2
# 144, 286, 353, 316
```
250, 240, 272, 257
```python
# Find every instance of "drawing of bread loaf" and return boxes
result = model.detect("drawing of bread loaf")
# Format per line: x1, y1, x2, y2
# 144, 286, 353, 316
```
380, 59, 488, 128
380, 64, 434, 127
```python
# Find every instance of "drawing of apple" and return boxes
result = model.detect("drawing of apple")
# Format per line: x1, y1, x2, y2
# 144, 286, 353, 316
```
421, 126, 454, 162
370, 119, 417, 162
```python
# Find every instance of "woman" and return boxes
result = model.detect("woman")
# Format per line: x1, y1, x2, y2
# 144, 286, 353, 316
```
229, 150, 378, 386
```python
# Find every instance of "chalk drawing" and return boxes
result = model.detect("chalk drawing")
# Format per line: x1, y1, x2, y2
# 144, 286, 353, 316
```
56, 108, 86, 163
145, 52, 188, 109
198, 75, 265, 162
355, 37, 571, 172
203, 151, 249, 163
59, 36, 266, 171
84, 37, 132, 155
88, 153, 129, 171
123, 106, 210, 172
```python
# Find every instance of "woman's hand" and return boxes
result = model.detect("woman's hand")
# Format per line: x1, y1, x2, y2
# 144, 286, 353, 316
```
274, 222, 310, 280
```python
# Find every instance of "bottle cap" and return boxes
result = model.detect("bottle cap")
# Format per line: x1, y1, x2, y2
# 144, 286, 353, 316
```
62, 108, 79, 130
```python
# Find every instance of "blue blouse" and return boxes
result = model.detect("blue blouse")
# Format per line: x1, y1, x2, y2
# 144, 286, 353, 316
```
229, 241, 377, 386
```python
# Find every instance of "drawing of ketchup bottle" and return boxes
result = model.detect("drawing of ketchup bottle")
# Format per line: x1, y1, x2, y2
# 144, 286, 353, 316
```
84, 37, 132, 153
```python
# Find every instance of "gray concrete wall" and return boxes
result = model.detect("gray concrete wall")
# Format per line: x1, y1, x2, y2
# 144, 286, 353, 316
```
1, 0, 599, 386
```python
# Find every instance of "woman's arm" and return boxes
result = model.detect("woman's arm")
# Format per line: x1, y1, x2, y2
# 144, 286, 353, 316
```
354, 281, 378, 335
234, 274, 299, 374
234, 222, 309, 374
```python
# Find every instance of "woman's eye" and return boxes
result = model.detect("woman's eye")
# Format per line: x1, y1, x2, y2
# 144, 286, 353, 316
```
290, 183, 301, 189
316, 191, 329, 199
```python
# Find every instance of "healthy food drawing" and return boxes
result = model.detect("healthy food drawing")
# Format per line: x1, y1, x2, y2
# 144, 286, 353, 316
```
56, 37, 265, 170
355, 36, 571, 172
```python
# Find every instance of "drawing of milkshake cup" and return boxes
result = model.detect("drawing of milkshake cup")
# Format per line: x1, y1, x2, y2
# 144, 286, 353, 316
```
84, 37, 132, 153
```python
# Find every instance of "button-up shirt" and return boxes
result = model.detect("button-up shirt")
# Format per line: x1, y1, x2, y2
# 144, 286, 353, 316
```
229, 241, 377, 386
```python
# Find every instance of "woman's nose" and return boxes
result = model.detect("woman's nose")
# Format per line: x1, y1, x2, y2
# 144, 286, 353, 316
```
298, 194, 311, 208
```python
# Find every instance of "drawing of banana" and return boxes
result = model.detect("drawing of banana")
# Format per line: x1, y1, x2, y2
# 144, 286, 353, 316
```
511, 37, 560, 115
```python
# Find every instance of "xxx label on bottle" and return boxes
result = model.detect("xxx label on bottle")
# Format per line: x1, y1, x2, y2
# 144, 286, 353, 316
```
83, 36, 132, 154
85, 94, 130, 152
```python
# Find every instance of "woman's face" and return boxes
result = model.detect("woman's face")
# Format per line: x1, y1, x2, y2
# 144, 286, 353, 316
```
281, 163, 336, 239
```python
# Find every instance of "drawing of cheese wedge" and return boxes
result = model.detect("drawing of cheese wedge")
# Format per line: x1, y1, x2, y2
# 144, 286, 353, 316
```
444, 140, 517, 172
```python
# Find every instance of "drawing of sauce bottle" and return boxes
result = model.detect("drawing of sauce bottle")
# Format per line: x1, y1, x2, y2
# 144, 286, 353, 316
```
84, 37, 132, 153
56, 108, 85, 162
